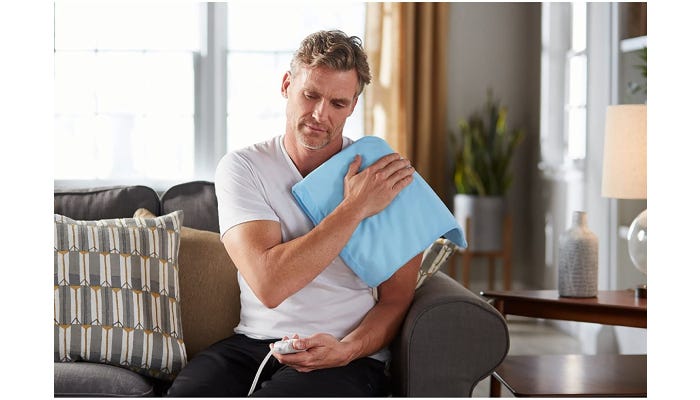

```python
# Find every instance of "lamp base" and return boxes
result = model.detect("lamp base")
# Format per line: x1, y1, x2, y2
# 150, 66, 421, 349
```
627, 209, 647, 275
635, 284, 647, 299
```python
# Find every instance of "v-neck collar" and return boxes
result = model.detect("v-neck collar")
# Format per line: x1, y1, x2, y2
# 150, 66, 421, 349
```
278, 135, 353, 181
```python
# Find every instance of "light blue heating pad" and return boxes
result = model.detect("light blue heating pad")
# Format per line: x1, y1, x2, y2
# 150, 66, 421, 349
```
291, 136, 467, 287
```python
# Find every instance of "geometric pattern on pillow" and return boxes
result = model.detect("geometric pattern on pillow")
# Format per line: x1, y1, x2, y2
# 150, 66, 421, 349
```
54, 210, 187, 381
415, 238, 457, 289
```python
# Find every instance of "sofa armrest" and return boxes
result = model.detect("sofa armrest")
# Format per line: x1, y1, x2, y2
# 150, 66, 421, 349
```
390, 271, 509, 397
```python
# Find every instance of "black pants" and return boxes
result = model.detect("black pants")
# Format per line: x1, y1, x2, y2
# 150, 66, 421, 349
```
166, 334, 390, 397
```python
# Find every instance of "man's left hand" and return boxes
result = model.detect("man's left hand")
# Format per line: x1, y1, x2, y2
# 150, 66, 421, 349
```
271, 333, 354, 372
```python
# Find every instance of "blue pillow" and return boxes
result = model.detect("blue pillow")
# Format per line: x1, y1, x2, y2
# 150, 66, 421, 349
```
291, 136, 467, 287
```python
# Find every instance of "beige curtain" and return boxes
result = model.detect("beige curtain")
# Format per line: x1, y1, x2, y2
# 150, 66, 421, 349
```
364, 2, 449, 201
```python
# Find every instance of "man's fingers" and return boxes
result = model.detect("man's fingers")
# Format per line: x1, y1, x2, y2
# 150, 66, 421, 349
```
380, 158, 414, 186
345, 154, 362, 178
372, 153, 402, 170
293, 338, 307, 351
392, 173, 414, 192
364, 153, 408, 176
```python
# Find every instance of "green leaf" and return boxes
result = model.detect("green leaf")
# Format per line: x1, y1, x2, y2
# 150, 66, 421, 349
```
452, 90, 524, 196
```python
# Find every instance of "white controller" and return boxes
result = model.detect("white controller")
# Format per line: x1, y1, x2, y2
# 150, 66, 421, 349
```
272, 338, 304, 354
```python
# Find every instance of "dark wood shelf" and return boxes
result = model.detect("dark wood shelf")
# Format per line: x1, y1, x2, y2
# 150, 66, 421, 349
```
480, 289, 647, 397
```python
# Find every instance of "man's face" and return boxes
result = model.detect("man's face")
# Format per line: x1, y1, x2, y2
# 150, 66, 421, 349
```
282, 65, 359, 150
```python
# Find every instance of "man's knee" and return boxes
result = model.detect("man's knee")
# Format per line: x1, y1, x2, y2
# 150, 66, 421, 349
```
165, 375, 201, 397
167, 374, 243, 397
165, 353, 250, 397
251, 360, 388, 397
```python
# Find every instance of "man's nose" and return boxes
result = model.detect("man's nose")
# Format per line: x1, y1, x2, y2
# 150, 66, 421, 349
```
312, 100, 328, 122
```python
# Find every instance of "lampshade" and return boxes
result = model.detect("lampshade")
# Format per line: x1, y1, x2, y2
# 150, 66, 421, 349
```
601, 104, 647, 298
601, 104, 647, 199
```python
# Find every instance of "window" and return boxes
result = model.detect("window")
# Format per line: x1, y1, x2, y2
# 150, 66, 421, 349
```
54, 2, 367, 187
540, 2, 588, 170
54, 3, 199, 183
226, 3, 366, 151
564, 2, 588, 162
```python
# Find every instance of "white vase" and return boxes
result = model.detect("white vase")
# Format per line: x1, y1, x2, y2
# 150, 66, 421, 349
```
453, 194, 505, 252
558, 211, 598, 298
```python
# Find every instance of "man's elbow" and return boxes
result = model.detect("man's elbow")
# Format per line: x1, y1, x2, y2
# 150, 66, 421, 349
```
250, 284, 286, 309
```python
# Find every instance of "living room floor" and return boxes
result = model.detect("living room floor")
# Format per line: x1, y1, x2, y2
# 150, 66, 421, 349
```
471, 316, 582, 397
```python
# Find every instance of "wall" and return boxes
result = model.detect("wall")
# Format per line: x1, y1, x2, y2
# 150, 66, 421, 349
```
444, 1, 646, 356
445, 2, 541, 290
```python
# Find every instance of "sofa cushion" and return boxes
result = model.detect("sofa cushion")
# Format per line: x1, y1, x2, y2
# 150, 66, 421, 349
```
161, 181, 219, 233
134, 208, 240, 359
54, 211, 187, 380
54, 362, 155, 397
54, 185, 161, 221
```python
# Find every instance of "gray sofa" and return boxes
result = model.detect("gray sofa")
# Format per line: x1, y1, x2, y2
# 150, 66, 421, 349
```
53, 181, 509, 397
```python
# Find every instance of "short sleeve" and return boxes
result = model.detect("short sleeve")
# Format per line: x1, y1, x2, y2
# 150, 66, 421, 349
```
215, 151, 279, 237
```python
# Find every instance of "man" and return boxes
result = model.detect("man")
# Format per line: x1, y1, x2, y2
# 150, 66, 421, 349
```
167, 30, 421, 397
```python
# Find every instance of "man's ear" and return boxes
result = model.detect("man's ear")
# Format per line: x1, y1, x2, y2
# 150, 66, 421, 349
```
281, 71, 292, 98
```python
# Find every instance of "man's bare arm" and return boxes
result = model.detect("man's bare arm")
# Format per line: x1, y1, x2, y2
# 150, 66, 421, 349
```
221, 153, 414, 308
340, 252, 422, 358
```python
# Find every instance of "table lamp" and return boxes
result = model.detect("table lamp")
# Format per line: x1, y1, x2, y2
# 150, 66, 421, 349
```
601, 104, 647, 298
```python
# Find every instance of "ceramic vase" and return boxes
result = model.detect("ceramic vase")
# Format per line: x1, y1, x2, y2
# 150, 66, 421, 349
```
558, 211, 598, 298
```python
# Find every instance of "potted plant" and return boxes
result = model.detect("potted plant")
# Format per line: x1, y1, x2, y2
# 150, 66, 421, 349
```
451, 90, 524, 251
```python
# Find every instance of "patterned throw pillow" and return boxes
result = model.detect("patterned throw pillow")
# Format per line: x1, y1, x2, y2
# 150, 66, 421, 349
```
416, 238, 457, 289
54, 211, 187, 380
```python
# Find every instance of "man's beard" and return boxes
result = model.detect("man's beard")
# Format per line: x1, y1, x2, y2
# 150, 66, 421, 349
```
297, 121, 333, 150
299, 135, 330, 150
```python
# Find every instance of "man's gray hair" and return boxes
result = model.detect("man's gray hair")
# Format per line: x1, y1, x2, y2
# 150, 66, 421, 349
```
291, 30, 372, 97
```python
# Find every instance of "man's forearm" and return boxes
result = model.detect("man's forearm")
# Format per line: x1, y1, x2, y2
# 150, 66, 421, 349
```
339, 253, 421, 362
340, 298, 411, 362
225, 198, 367, 309
269, 252, 421, 372
272, 294, 413, 372
258, 201, 364, 305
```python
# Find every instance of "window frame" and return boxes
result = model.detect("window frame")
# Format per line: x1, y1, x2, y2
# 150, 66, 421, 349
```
53, 2, 208, 191
539, 2, 588, 176
54, 3, 367, 191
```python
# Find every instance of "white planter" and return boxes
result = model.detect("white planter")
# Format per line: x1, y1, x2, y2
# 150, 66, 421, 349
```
453, 194, 505, 252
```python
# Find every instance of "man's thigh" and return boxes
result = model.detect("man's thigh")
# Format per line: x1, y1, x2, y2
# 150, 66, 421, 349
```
167, 334, 275, 397
251, 358, 389, 397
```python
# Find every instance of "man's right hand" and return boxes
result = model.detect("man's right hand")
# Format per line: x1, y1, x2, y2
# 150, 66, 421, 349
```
343, 153, 414, 219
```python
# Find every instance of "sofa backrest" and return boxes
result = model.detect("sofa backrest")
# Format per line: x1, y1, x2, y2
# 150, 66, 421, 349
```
54, 181, 219, 233
54, 185, 161, 221
161, 181, 219, 233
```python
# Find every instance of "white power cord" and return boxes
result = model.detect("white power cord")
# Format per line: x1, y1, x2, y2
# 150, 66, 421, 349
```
248, 349, 274, 396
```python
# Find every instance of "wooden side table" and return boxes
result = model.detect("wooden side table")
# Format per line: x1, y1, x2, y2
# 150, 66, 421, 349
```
480, 290, 647, 397
493, 354, 646, 397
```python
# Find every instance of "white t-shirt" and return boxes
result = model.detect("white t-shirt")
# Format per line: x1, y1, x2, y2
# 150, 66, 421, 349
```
215, 135, 388, 361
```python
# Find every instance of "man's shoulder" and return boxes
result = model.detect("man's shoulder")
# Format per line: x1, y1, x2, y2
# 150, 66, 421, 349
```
342, 135, 354, 148
221, 136, 282, 163
216, 136, 284, 179
234, 136, 281, 157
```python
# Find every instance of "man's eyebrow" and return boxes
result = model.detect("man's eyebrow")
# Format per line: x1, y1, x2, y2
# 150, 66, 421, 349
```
304, 86, 353, 106
332, 97, 352, 106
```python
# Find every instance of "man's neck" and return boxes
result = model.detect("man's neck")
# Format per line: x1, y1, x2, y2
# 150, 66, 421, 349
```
283, 133, 344, 177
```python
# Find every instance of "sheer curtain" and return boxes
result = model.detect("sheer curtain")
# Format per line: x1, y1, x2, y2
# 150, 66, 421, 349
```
364, 2, 449, 200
